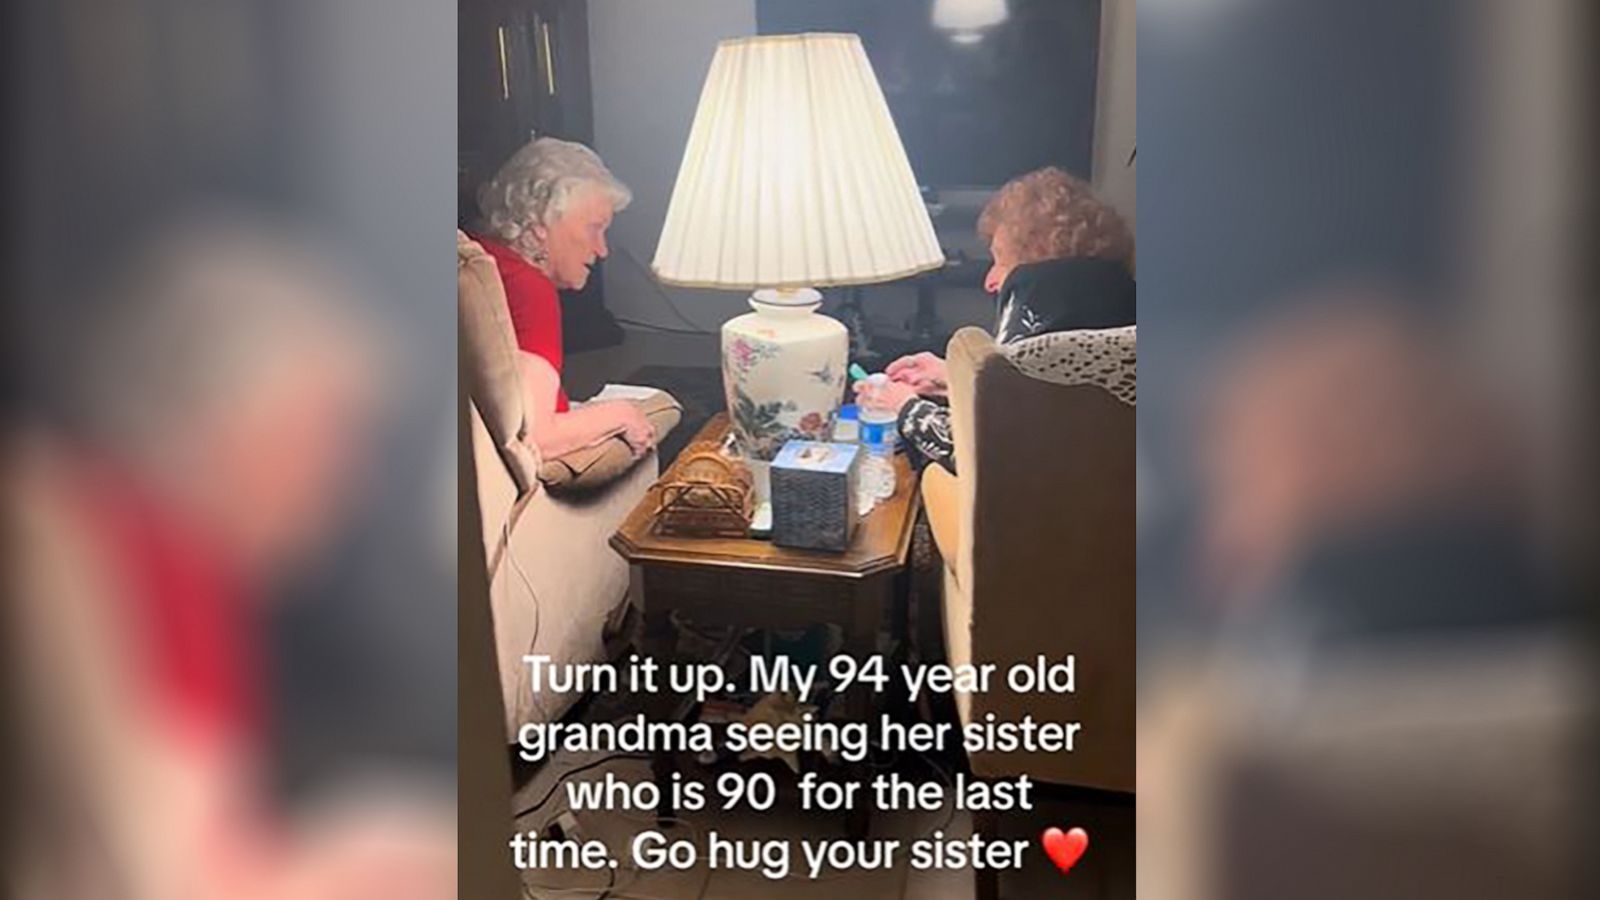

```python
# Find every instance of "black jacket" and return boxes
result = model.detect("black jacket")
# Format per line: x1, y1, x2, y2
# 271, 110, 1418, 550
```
994, 256, 1137, 342
898, 257, 1136, 471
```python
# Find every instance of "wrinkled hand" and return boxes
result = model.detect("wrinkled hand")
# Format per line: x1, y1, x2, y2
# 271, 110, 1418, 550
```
885, 352, 948, 397
853, 378, 919, 416
615, 403, 656, 457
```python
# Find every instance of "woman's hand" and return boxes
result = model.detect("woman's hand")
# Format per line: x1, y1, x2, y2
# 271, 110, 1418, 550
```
885, 352, 949, 397
520, 348, 657, 459
611, 402, 656, 457
853, 378, 920, 416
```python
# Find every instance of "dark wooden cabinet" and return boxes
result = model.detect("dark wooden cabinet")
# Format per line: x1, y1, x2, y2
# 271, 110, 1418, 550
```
459, 0, 620, 350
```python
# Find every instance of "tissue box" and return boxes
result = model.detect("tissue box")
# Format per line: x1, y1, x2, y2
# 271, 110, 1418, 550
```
770, 440, 861, 551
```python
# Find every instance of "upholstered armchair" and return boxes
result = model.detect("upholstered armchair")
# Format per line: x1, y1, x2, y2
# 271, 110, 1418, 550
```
458, 232, 659, 734
922, 325, 1137, 794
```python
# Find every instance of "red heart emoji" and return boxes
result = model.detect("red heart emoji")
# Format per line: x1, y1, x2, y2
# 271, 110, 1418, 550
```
1041, 826, 1089, 874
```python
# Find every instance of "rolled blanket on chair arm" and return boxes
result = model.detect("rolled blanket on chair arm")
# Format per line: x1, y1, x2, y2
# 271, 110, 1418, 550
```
538, 391, 682, 493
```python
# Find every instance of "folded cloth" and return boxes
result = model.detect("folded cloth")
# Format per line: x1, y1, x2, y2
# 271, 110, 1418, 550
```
538, 390, 682, 493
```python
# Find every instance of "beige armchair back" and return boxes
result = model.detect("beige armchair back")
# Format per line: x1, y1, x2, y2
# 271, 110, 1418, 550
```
932, 325, 1136, 792
457, 231, 658, 733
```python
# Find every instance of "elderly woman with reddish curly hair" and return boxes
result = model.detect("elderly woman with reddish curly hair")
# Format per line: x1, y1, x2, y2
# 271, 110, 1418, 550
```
855, 166, 1136, 471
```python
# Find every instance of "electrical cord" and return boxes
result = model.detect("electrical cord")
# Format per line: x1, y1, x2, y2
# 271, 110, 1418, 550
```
523, 811, 710, 900
505, 611, 948, 897
523, 756, 941, 895
505, 515, 542, 707
521, 863, 614, 900
523, 879, 691, 900
526, 876, 691, 900
636, 805, 885, 886
613, 317, 716, 337
910, 749, 959, 835
608, 811, 711, 899
608, 245, 720, 334
513, 752, 655, 823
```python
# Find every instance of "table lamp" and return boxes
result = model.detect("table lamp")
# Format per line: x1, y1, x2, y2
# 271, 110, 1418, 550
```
652, 33, 942, 495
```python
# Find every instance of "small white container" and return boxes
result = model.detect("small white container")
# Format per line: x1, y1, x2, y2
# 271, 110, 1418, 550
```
834, 404, 861, 443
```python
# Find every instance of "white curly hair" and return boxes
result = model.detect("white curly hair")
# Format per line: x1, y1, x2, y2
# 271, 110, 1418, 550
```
476, 137, 631, 251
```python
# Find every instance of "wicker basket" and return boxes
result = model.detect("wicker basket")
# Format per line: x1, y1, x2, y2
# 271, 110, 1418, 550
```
655, 443, 755, 538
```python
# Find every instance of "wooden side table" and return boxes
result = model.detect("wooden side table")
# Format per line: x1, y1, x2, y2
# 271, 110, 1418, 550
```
610, 414, 921, 832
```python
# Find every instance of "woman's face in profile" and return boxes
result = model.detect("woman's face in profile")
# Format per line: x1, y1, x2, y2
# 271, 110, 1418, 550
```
984, 228, 1021, 294
538, 186, 614, 291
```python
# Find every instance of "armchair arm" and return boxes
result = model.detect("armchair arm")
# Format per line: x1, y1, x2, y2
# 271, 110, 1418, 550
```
921, 464, 961, 572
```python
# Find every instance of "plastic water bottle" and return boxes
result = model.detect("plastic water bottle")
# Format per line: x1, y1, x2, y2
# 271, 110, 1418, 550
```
859, 421, 896, 501
858, 375, 899, 453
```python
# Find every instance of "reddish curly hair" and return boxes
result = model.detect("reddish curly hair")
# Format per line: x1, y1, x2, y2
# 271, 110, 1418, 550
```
977, 167, 1133, 267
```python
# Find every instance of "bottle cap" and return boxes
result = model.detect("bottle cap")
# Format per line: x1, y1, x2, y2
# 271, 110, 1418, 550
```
838, 404, 859, 421
861, 421, 887, 445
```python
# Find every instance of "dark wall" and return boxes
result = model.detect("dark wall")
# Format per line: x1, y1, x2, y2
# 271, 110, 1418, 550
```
758, 0, 1102, 188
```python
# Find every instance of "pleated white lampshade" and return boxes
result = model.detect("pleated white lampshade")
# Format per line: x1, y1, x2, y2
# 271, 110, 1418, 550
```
652, 33, 943, 290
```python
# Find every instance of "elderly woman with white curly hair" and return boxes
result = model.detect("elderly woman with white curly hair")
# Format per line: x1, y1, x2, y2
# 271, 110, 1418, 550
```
474, 137, 656, 458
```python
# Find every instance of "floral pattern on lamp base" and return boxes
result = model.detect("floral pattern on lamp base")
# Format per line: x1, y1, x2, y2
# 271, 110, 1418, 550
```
721, 289, 849, 462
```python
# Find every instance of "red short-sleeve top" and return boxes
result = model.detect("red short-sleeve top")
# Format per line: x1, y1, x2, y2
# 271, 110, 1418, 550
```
74, 456, 261, 744
477, 236, 570, 412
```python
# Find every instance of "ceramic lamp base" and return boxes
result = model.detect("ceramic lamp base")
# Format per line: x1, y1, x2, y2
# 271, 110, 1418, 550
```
721, 288, 849, 462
